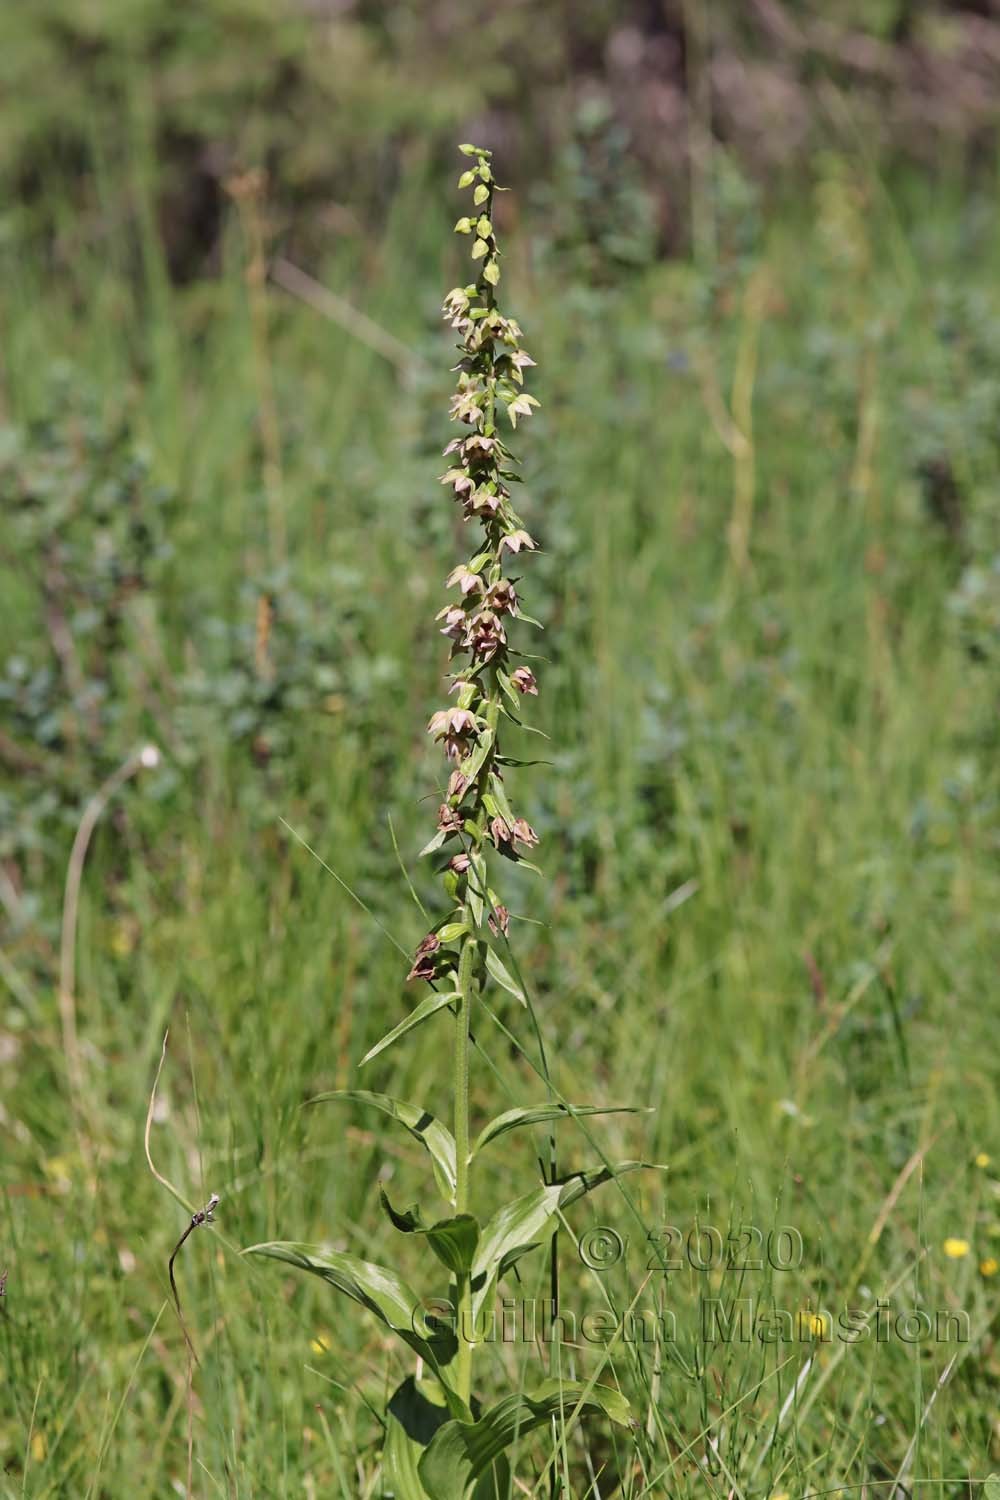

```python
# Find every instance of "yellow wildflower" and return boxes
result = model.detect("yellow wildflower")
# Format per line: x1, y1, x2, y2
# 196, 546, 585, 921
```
980, 1258, 998, 1277
943, 1237, 970, 1259
975, 1152, 991, 1169
310, 1332, 331, 1355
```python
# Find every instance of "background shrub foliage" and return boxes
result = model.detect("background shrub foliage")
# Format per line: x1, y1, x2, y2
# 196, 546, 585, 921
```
3, 2, 1000, 1496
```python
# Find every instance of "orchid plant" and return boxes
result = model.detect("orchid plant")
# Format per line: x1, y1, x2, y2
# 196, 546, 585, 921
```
249, 145, 645, 1498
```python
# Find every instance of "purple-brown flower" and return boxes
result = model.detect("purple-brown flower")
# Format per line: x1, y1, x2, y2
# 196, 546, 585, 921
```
438, 803, 464, 834
511, 666, 537, 695
407, 932, 442, 982
447, 769, 469, 800
464, 611, 506, 659
489, 580, 518, 615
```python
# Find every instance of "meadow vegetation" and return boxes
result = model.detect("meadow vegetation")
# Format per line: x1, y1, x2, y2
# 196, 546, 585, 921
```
3, 11, 1000, 1494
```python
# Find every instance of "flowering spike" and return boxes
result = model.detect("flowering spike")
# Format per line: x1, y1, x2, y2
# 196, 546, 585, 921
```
412, 143, 541, 976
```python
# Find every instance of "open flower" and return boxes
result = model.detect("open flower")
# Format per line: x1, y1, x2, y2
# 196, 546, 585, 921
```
490, 816, 513, 849
428, 707, 479, 759
464, 611, 506, 659
465, 489, 503, 519
437, 605, 467, 639
446, 565, 484, 597
511, 666, 537, 695
449, 852, 472, 874
489, 580, 518, 615
512, 818, 539, 848
501, 529, 537, 554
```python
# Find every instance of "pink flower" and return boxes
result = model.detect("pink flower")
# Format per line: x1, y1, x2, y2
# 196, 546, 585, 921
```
465, 489, 502, 519
512, 818, 539, 849
488, 904, 510, 937
428, 707, 479, 760
436, 605, 467, 639
511, 666, 537, 695
501, 529, 537, 554
490, 816, 513, 849
446, 565, 484, 597
447, 770, 469, 800
449, 852, 472, 874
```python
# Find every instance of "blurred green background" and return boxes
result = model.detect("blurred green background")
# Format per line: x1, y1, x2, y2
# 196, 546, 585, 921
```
3, 2, 1000, 1495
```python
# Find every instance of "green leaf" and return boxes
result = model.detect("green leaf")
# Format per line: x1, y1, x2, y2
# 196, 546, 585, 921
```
245, 1242, 460, 1391
436, 921, 469, 943
486, 773, 516, 828
483, 260, 500, 287
484, 947, 525, 1005
472, 1105, 646, 1159
473, 183, 489, 205
984, 1478, 1000, 1500
557, 1160, 663, 1209
383, 1378, 449, 1500
307, 1090, 456, 1203
360, 991, 458, 1067
418, 1383, 630, 1498
419, 829, 448, 857
459, 727, 494, 785
466, 849, 487, 930
495, 668, 520, 709
470, 1184, 562, 1324
379, 1189, 480, 1277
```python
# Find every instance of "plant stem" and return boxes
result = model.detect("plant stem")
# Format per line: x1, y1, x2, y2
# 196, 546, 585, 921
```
453, 934, 476, 1405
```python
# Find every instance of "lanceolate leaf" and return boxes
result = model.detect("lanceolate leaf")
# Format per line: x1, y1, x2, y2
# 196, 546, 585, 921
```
244, 1242, 461, 1403
417, 1382, 631, 1498
483, 947, 525, 1005
470, 1165, 661, 1324
308, 1090, 457, 1203
360, 991, 459, 1067
471, 1104, 647, 1160
470, 1184, 562, 1323
557, 1160, 663, 1209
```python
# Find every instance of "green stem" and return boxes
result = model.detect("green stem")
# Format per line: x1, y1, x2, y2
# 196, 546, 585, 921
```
453, 934, 476, 1405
